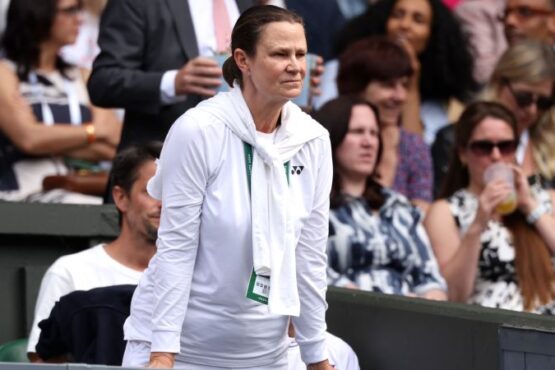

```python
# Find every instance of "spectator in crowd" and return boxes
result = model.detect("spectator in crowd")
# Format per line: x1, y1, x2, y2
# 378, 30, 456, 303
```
432, 40, 555, 195
425, 101, 555, 313
27, 141, 162, 361
332, 0, 478, 144
121, 6, 333, 370
502, 0, 555, 46
337, 36, 433, 211
60, 0, 106, 69
313, 96, 446, 300
454, 0, 507, 85
88, 0, 253, 153
0, 0, 121, 203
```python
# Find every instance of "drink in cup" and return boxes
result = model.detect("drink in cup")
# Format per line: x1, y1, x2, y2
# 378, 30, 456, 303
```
213, 52, 231, 93
483, 162, 517, 215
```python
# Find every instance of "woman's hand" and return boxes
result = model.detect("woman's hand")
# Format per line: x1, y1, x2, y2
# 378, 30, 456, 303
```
510, 164, 538, 215
148, 352, 175, 369
91, 114, 121, 147
474, 179, 514, 228
307, 359, 335, 370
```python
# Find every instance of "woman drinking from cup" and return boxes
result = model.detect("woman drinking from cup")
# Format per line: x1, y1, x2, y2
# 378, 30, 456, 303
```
425, 101, 555, 313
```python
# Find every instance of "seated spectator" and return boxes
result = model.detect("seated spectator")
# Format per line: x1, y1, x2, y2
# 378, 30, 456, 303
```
313, 96, 446, 300
27, 141, 161, 361
0, 0, 121, 203
337, 36, 433, 211
425, 101, 555, 313
333, 0, 478, 144
433, 40, 555, 195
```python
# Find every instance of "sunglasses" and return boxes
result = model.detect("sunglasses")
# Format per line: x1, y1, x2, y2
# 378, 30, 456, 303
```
498, 5, 554, 21
505, 81, 554, 111
468, 140, 517, 157
57, 4, 83, 16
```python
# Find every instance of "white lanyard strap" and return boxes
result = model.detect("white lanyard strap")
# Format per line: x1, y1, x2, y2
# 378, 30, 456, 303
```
29, 71, 82, 126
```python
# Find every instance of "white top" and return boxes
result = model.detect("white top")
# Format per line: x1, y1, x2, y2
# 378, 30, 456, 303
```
124, 90, 333, 367
27, 244, 143, 352
287, 332, 360, 370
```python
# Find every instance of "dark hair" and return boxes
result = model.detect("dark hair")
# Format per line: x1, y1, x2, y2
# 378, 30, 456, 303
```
440, 101, 517, 198
1, 0, 79, 80
222, 5, 304, 88
312, 95, 385, 210
334, 0, 478, 102
111, 141, 163, 195
337, 35, 413, 95
440, 101, 555, 310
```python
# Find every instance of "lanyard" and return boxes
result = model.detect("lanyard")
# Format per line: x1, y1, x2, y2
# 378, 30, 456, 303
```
28, 72, 82, 126
243, 142, 290, 194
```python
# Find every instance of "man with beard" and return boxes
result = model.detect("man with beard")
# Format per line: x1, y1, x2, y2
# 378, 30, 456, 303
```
27, 142, 162, 360
503, 0, 555, 46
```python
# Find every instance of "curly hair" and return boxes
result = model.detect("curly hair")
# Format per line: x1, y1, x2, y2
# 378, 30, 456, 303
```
334, 0, 478, 102
1, 0, 78, 80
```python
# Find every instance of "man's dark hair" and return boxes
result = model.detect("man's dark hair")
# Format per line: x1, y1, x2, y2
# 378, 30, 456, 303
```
110, 141, 162, 195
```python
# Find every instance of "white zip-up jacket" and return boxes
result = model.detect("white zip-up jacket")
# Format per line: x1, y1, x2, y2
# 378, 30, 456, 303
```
124, 88, 333, 368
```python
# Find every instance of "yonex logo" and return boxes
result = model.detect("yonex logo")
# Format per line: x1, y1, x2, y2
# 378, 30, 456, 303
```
291, 165, 304, 175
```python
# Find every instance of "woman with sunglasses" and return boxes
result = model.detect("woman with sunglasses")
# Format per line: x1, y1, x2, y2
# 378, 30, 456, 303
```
433, 39, 555, 195
0, 0, 120, 202
425, 101, 555, 313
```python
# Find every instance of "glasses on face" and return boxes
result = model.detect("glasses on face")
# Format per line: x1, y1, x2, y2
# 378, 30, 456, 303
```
505, 81, 554, 111
57, 4, 83, 16
498, 5, 554, 21
467, 140, 517, 157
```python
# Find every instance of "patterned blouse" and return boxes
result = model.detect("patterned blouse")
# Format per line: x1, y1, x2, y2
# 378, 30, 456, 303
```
392, 129, 433, 203
447, 178, 555, 314
327, 188, 446, 296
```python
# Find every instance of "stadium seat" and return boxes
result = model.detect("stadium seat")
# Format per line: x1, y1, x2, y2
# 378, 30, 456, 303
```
0, 338, 29, 362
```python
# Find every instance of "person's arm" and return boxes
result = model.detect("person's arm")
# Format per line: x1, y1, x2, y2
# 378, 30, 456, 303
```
424, 181, 511, 302
405, 205, 447, 300
291, 137, 333, 368
0, 63, 117, 157
398, 38, 423, 136
512, 166, 555, 254
146, 116, 210, 367
327, 221, 358, 289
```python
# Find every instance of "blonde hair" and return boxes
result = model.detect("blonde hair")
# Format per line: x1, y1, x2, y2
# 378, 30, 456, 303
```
482, 40, 555, 179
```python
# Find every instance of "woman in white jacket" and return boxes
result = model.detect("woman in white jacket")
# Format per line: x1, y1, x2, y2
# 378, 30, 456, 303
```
121, 5, 334, 370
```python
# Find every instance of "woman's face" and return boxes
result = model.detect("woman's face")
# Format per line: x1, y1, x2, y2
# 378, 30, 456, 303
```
242, 21, 307, 104
497, 79, 553, 130
459, 117, 517, 188
50, 0, 83, 47
335, 104, 381, 181
386, 0, 433, 54
361, 77, 408, 126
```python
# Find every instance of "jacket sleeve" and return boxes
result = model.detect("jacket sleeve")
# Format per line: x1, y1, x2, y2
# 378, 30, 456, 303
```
87, 0, 165, 114
291, 136, 333, 365
149, 116, 210, 352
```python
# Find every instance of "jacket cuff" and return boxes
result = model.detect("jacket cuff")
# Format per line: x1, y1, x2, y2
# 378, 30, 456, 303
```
150, 330, 181, 353
299, 337, 328, 365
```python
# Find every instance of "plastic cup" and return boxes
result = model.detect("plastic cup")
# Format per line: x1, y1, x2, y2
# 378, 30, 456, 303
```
212, 52, 231, 93
292, 53, 318, 108
483, 162, 517, 215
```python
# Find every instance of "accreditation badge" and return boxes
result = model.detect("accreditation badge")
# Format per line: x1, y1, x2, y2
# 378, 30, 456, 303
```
246, 268, 270, 304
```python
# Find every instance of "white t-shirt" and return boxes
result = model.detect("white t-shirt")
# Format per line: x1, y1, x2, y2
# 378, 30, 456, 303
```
124, 96, 332, 367
287, 332, 360, 370
27, 244, 143, 352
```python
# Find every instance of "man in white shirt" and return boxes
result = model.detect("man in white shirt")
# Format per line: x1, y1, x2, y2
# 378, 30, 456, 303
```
27, 141, 162, 362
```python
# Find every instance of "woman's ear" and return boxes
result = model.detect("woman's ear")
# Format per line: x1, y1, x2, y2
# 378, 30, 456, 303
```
234, 48, 250, 75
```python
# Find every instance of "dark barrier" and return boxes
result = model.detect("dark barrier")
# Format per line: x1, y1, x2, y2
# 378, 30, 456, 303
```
327, 287, 555, 369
